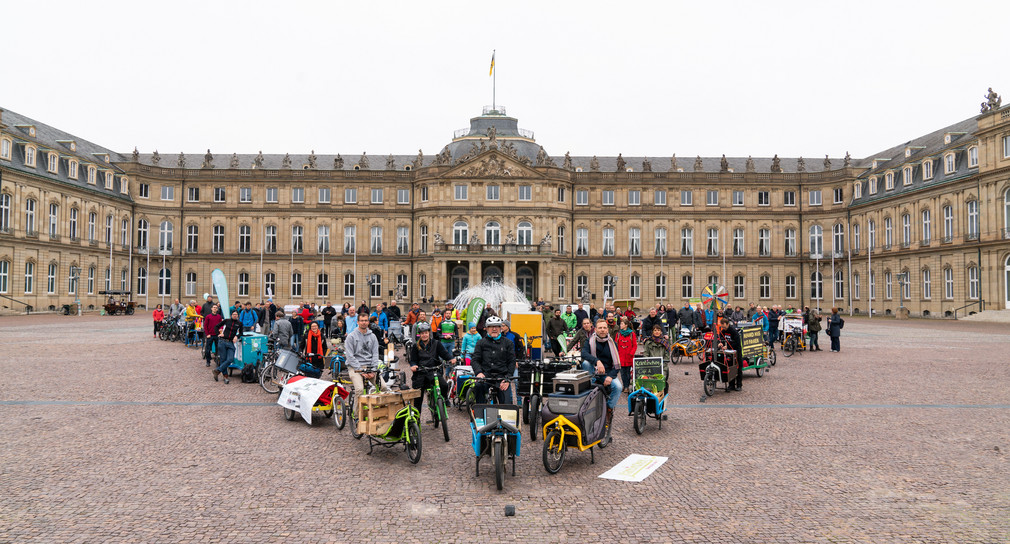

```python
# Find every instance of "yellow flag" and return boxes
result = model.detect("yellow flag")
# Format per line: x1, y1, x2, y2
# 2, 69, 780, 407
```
489, 51, 495, 76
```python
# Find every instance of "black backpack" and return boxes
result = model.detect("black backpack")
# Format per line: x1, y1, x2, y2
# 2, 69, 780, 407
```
241, 364, 258, 383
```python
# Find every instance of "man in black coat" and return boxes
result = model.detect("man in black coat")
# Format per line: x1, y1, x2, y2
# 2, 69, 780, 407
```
677, 302, 695, 332
573, 303, 589, 328
545, 308, 567, 358
470, 316, 515, 404
321, 302, 337, 336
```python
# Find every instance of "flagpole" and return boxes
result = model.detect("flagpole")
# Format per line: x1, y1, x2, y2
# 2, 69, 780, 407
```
492, 50, 496, 111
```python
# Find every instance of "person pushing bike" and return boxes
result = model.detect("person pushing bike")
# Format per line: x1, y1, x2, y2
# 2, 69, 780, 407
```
409, 322, 455, 412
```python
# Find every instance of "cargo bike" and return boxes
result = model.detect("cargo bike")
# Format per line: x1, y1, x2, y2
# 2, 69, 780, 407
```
626, 357, 668, 434
469, 404, 522, 491
517, 355, 578, 441
540, 371, 611, 474
698, 323, 771, 396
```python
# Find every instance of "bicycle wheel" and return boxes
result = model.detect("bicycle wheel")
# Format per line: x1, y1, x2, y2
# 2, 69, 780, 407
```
283, 407, 297, 421
333, 394, 346, 430
522, 396, 531, 424
542, 428, 566, 474
671, 348, 682, 365
429, 391, 439, 430
494, 438, 505, 491
406, 420, 422, 464
755, 362, 764, 377
784, 337, 797, 357
349, 404, 363, 440
703, 368, 717, 397
158, 326, 169, 341
529, 395, 541, 442
259, 364, 281, 394
437, 398, 450, 442
633, 398, 646, 435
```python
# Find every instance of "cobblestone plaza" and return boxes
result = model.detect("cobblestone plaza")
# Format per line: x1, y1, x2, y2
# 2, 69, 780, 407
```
1, 315, 1007, 543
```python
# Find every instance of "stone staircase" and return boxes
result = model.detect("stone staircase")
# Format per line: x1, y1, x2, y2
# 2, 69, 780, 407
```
958, 309, 1010, 323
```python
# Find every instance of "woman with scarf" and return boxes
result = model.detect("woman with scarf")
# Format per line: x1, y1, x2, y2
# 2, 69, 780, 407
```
303, 321, 328, 370
616, 317, 638, 393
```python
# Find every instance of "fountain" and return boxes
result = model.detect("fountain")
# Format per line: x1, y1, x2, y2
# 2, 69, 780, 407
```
450, 280, 531, 328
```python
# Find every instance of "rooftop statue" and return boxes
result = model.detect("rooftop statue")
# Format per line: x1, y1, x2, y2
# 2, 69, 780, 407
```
334, 154, 345, 169
615, 153, 626, 171
177, 152, 186, 168
358, 152, 369, 169
590, 156, 600, 172
386, 154, 395, 170
486, 125, 497, 146
670, 154, 678, 171
844, 151, 851, 168
434, 146, 451, 166
132, 147, 139, 162
254, 151, 264, 168
563, 151, 573, 171
151, 150, 161, 165
230, 153, 239, 168
694, 156, 704, 172
797, 157, 806, 172
981, 87, 1002, 113
536, 146, 549, 166
479, 139, 487, 153
720, 155, 729, 172
412, 149, 423, 169
642, 157, 652, 172
745, 156, 755, 172
771, 154, 782, 173
202, 149, 214, 169
307, 151, 317, 169
823, 155, 831, 170
281, 153, 292, 169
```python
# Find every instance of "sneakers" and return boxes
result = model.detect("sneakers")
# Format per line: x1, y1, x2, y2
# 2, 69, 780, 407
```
223, 376, 230, 384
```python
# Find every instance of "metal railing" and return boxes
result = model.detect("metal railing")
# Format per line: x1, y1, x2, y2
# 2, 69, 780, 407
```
942, 235, 953, 243
966, 232, 979, 241
434, 242, 551, 255
953, 299, 985, 320
26, 230, 39, 239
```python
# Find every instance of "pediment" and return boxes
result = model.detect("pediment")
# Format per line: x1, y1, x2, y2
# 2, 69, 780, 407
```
442, 151, 541, 179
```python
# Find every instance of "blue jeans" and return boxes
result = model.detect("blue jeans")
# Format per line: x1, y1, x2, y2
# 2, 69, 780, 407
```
579, 361, 622, 409
216, 339, 235, 374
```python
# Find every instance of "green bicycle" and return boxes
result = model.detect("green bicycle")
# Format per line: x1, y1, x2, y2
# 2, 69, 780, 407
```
417, 362, 451, 442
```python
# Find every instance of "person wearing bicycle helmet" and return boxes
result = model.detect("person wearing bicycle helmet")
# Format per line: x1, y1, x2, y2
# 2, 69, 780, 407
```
470, 315, 515, 404
408, 322, 455, 411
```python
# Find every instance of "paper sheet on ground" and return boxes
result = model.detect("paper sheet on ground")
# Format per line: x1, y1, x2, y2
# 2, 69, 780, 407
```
598, 454, 668, 482
277, 378, 334, 424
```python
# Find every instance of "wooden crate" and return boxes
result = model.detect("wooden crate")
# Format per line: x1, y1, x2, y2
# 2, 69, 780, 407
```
356, 389, 421, 435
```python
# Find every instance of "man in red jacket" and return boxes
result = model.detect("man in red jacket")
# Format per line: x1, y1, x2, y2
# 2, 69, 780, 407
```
202, 304, 223, 367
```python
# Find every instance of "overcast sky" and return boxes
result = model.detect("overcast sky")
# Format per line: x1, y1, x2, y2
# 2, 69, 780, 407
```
4, 0, 1006, 160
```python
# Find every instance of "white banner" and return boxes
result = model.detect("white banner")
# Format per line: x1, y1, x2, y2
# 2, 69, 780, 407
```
598, 454, 668, 482
277, 377, 335, 424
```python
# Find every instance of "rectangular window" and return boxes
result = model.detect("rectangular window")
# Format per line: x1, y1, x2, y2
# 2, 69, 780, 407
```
240, 187, 252, 203
785, 275, 796, 299
138, 183, 149, 199
706, 190, 719, 206
921, 210, 931, 244
369, 274, 381, 298
187, 187, 200, 202
733, 228, 745, 256
628, 190, 640, 206
785, 229, 796, 257
558, 187, 566, 203
601, 190, 614, 206
291, 272, 302, 298
397, 226, 409, 255
945, 154, 955, 174
292, 187, 305, 203
420, 186, 429, 202
317, 225, 330, 254
733, 275, 744, 299
628, 228, 641, 256
968, 147, 978, 167
809, 190, 822, 206
486, 185, 500, 201
161, 186, 174, 201
967, 200, 979, 238
185, 272, 196, 297
903, 167, 913, 186
655, 228, 667, 257
783, 191, 795, 206
943, 206, 953, 240
345, 188, 357, 204
602, 228, 614, 256
732, 190, 744, 206
681, 190, 693, 206
47, 263, 56, 294
922, 269, 931, 299
418, 274, 426, 299
291, 226, 303, 253
86, 167, 95, 185
397, 188, 410, 204
264, 273, 276, 298
0, 138, 9, 160
655, 274, 666, 299
396, 273, 408, 300
371, 188, 383, 204
266, 187, 278, 203
519, 185, 532, 201
25, 147, 36, 167
885, 172, 895, 190
419, 225, 428, 254
681, 275, 693, 299
706, 228, 719, 256
759, 228, 770, 256
239, 225, 251, 253
1003, 136, 1010, 158
577, 275, 588, 299
654, 190, 667, 206
884, 217, 893, 247
454, 184, 468, 200
265, 226, 277, 253
969, 267, 979, 299
757, 191, 769, 206
576, 189, 588, 206
316, 273, 328, 298
344, 226, 356, 254
885, 271, 893, 299
680, 228, 693, 256
318, 187, 331, 204
558, 275, 566, 299
629, 275, 640, 299
370, 226, 382, 254
834, 187, 843, 204
212, 225, 225, 253
760, 275, 770, 299
238, 273, 250, 297
214, 187, 226, 202
923, 161, 933, 180
576, 228, 588, 256
852, 273, 860, 299
47, 153, 58, 173
88, 267, 94, 294
853, 223, 861, 250
344, 273, 355, 298
944, 267, 953, 299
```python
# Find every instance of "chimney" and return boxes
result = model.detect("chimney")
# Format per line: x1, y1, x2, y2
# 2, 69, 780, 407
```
0, 108, 5, 129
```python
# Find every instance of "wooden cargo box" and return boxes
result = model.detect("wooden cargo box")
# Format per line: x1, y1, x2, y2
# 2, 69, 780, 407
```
355, 389, 421, 435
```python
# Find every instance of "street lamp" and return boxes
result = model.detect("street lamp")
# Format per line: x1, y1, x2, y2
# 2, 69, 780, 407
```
69, 266, 81, 315
897, 272, 909, 313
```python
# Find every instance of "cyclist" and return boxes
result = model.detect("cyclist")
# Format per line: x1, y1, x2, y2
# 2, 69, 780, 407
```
408, 322, 455, 412
470, 316, 515, 404
345, 312, 387, 406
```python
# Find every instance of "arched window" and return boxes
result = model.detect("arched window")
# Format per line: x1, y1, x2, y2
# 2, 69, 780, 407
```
517, 266, 535, 300
485, 221, 501, 245
517, 221, 533, 246
809, 225, 823, 257
483, 265, 503, 283
451, 265, 468, 298
453, 221, 468, 245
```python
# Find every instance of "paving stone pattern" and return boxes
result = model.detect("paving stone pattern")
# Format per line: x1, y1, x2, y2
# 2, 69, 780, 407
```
1, 314, 1008, 543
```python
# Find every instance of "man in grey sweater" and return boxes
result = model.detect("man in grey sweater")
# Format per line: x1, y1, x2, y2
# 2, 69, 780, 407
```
344, 313, 388, 401
269, 311, 293, 350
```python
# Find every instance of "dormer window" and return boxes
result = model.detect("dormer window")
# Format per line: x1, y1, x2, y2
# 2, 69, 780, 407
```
120, 177, 129, 195
853, 181, 862, 199
869, 176, 878, 194
944, 153, 955, 174
104, 172, 113, 189
25, 145, 37, 167
885, 171, 894, 190
902, 166, 913, 186
0, 137, 11, 160
968, 146, 978, 167
68, 159, 78, 179
904, 148, 911, 158
944, 134, 951, 144
47, 152, 58, 173
87, 165, 96, 185
872, 160, 878, 169
922, 160, 933, 180
57, 140, 77, 152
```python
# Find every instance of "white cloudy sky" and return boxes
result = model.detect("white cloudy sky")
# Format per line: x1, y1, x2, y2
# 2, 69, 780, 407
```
3, 0, 1006, 159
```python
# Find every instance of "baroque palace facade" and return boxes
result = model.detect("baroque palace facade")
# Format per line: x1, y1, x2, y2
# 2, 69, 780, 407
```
1, 95, 1009, 316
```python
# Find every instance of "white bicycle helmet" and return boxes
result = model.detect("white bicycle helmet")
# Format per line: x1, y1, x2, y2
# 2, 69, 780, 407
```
485, 316, 503, 327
